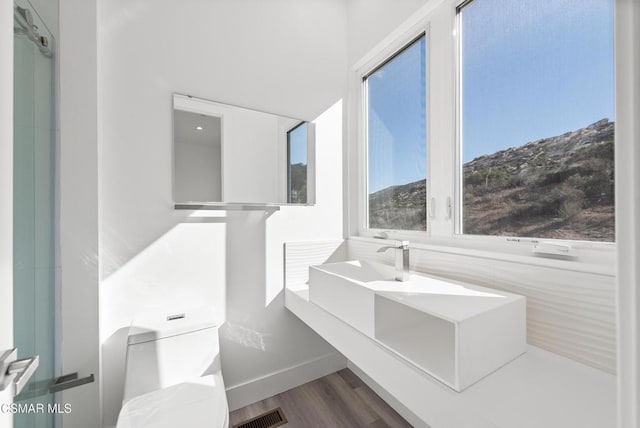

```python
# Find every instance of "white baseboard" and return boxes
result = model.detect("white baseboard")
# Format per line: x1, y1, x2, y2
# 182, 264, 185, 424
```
225, 351, 347, 411
347, 361, 429, 428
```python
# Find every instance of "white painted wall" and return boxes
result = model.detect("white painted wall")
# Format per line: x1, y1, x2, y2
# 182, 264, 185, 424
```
0, 0, 14, 424
59, 0, 101, 426
615, 1, 640, 427
0, 0, 14, 354
346, 0, 431, 66
98, 0, 347, 425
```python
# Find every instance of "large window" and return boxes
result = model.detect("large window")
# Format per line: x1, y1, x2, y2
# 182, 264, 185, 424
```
287, 122, 308, 204
365, 34, 427, 231
458, 0, 615, 242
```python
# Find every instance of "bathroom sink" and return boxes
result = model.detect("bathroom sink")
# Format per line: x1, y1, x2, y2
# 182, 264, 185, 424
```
309, 260, 395, 336
308, 260, 526, 391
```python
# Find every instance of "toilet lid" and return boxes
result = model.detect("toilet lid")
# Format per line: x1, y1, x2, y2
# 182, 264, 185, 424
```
117, 374, 228, 428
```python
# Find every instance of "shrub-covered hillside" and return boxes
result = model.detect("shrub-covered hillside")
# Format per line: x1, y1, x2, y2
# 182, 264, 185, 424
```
369, 119, 615, 241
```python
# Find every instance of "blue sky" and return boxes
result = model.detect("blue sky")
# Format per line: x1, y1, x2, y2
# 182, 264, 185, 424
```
461, 0, 614, 162
288, 122, 307, 165
367, 0, 614, 192
367, 36, 426, 193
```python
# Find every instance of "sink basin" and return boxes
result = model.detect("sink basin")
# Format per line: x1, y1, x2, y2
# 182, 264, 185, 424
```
309, 260, 526, 391
309, 260, 394, 336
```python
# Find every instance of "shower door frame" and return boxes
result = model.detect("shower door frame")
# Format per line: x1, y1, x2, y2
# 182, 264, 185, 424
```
12, 1, 61, 427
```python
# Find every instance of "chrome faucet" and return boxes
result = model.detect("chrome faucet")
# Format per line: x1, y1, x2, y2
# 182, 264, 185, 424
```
376, 240, 410, 282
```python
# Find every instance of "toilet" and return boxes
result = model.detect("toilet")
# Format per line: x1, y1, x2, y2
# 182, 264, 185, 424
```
116, 307, 229, 428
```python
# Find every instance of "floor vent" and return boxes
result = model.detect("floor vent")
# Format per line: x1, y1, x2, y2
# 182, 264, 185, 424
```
233, 407, 287, 428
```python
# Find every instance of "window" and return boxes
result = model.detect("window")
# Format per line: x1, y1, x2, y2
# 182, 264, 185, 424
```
287, 122, 308, 204
458, 0, 615, 242
365, 34, 427, 231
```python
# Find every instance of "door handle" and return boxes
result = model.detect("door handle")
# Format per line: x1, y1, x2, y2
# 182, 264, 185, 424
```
8, 356, 39, 396
0, 348, 40, 396
49, 372, 94, 393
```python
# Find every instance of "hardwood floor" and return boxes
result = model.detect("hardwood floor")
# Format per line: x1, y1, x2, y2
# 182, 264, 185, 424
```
229, 369, 412, 428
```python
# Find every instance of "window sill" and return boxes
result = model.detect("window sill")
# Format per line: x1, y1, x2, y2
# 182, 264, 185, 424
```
349, 235, 615, 277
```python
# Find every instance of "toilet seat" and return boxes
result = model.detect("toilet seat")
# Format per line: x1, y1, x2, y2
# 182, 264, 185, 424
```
116, 374, 228, 428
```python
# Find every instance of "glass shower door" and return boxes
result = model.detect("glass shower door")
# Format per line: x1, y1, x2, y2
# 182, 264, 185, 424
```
13, 2, 56, 428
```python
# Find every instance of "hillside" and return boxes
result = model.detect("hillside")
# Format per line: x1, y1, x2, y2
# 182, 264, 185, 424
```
289, 163, 307, 203
369, 119, 615, 241
369, 178, 427, 231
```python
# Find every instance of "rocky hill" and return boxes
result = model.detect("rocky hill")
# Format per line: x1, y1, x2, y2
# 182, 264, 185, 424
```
369, 119, 615, 241
289, 163, 307, 203
369, 178, 427, 231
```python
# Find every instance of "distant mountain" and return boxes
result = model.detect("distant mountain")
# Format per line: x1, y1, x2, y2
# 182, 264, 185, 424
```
369, 178, 427, 231
289, 163, 307, 203
369, 119, 615, 241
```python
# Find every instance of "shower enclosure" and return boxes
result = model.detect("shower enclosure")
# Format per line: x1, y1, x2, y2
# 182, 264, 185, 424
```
13, 1, 56, 427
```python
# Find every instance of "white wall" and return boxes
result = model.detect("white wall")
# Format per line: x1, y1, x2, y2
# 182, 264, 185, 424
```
59, 0, 101, 426
98, 0, 347, 425
0, 4, 15, 427
615, 1, 640, 426
346, 0, 432, 66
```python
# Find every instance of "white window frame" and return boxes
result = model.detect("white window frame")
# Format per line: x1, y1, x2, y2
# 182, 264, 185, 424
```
452, 0, 616, 253
285, 120, 307, 204
280, 119, 316, 205
356, 22, 431, 241
350, 0, 616, 272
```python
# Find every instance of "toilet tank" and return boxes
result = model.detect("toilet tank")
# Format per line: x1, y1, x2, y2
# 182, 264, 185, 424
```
122, 306, 221, 403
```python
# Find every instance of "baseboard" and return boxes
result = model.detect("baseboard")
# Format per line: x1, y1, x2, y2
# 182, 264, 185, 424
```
347, 360, 429, 428
225, 351, 347, 411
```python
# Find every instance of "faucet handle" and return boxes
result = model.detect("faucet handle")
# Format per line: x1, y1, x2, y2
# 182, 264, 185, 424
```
397, 240, 409, 249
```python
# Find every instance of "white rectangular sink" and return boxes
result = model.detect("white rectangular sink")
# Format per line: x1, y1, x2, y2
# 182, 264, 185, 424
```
309, 260, 526, 391
309, 260, 394, 336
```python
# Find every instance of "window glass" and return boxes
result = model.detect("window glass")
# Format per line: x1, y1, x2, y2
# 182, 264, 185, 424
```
459, 0, 615, 242
287, 122, 308, 204
366, 35, 427, 231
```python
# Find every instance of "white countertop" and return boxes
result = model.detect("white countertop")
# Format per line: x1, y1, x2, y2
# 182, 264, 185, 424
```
286, 287, 616, 428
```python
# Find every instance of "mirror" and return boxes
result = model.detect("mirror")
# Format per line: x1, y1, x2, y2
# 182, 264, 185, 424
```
173, 94, 315, 205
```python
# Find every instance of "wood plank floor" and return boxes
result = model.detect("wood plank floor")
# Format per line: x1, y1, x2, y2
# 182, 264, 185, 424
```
229, 369, 412, 428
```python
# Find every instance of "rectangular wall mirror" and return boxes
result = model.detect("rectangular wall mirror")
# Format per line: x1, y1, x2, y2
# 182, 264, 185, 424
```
173, 93, 315, 206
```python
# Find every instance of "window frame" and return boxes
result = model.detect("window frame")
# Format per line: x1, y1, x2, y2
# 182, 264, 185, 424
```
357, 25, 431, 239
286, 121, 308, 204
452, 0, 616, 249
350, 0, 615, 269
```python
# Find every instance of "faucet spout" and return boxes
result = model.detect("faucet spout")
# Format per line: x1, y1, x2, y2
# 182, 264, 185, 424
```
377, 240, 410, 282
